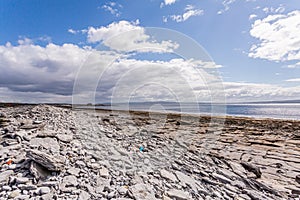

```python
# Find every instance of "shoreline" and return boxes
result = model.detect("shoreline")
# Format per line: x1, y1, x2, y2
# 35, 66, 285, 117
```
1, 102, 300, 122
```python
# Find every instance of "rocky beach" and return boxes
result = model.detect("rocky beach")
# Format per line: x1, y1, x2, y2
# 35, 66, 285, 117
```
0, 104, 300, 200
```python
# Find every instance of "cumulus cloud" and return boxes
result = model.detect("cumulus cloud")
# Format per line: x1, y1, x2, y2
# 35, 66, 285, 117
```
0, 41, 122, 98
249, 10, 300, 62
167, 5, 204, 23
87, 20, 179, 52
101, 2, 122, 17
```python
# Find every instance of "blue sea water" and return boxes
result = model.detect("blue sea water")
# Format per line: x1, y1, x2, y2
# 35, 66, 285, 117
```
92, 102, 300, 120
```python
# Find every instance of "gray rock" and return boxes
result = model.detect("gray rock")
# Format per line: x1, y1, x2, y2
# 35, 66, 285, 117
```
15, 177, 29, 184
62, 175, 78, 187
9, 190, 20, 198
14, 194, 30, 200
29, 137, 59, 153
17, 184, 37, 191
56, 134, 73, 143
2, 185, 11, 191
99, 167, 109, 178
29, 161, 52, 180
160, 169, 177, 182
118, 186, 128, 195
166, 189, 190, 200
67, 167, 81, 176
129, 184, 156, 200
38, 187, 51, 195
175, 171, 197, 191
27, 150, 64, 171
0, 170, 14, 184
78, 190, 91, 200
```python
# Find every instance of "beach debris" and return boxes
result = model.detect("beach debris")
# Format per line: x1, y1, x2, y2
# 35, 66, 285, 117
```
139, 145, 144, 152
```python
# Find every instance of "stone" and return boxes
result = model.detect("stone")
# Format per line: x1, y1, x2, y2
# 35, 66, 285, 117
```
15, 177, 29, 184
99, 167, 109, 178
67, 167, 81, 176
29, 161, 52, 180
62, 175, 78, 187
56, 134, 73, 143
175, 171, 197, 191
30, 137, 60, 153
38, 187, 51, 195
0, 170, 14, 184
27, 150, 64, 171
129, 184, 156, 199
166, 189, 190, 200
118, 186, 128, 195
2, 185, 11, 191
14, 194, 30, 200
296, 174, 300, 184
160, 169, 177, 182
78, 190, 91, 200
9, 190, 20, 198
17, 184, 37, 190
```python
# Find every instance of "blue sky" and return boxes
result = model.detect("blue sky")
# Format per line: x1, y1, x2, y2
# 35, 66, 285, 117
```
0, 0, 300, 103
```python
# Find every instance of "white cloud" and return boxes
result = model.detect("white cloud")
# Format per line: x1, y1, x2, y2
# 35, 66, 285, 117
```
249, 10, 300, 62
218, 0, 236, 14
262, 5, 285, 14
101, 2, 122, 17
160, 0, 177, 7
68, 29, 77, 34
168, 5, 204, 22
87, 20, 179, 52
1, 40, 300, 103
285, 78, 300, 82
249, 14, 257, 20
224, 82, 300, 102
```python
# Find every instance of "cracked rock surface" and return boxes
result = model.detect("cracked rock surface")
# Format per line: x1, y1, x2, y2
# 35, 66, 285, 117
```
0, 104, 300, 199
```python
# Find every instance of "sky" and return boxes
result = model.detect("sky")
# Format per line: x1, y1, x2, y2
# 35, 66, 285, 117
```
0, 0, 300, 103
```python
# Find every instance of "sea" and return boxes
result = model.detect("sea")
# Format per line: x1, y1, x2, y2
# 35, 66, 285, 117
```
87, 102, 300, 120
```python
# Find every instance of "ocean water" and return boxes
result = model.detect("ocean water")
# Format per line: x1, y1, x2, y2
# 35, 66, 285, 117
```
92, 102, 300, 120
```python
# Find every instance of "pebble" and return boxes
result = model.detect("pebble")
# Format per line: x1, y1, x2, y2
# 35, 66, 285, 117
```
99, 167, 110, 178
15, 177, 29, 184
38, 187, 51, 195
